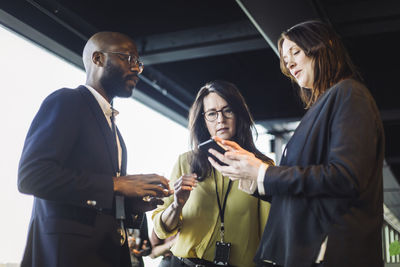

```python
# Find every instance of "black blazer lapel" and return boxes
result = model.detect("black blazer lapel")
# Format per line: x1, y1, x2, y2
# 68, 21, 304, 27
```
77, 86, 119, 175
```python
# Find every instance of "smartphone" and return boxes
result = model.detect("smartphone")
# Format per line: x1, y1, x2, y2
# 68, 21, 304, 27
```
198, 138, 228, 166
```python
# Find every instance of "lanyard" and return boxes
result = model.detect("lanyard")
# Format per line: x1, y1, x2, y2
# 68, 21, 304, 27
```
214, 175, 232, 242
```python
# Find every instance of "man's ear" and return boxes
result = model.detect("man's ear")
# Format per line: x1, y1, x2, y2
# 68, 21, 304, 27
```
92, 51, 104, 67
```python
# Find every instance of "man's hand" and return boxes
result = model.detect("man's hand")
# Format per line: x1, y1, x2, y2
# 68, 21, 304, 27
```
113, 174, 172, 198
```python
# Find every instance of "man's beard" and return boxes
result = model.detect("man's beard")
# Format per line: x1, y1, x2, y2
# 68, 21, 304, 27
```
100, 63, 134, 100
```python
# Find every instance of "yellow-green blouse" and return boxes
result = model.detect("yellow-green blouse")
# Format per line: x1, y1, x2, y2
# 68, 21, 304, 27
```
152, 152, 270, 267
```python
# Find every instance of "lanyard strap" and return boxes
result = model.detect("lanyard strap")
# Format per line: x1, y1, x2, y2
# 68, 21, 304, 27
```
214, 175, 232, 242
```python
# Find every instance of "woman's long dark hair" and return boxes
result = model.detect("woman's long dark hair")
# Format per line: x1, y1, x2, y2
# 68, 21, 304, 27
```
278, 20, 361, 108
188, 80, 274, 180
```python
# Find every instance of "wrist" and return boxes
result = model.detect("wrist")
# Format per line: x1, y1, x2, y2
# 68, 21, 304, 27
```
171, 201, 182, 211
250, 160, 264, 181
258, 163, 268, 178
257, 163, 268, 195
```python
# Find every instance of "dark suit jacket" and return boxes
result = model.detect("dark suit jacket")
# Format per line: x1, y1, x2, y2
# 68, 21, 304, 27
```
18, 86, 137, 267
255, 79, 384, 267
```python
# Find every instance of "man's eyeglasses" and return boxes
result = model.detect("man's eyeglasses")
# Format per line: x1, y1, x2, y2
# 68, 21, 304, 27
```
203, 107, 234, 122
101, 51, 144, 74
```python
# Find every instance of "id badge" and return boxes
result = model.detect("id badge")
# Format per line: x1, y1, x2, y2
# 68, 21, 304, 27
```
214, 241, 231, 266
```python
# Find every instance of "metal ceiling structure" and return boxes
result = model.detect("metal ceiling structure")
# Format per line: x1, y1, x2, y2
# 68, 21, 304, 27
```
1, 0, 400, 225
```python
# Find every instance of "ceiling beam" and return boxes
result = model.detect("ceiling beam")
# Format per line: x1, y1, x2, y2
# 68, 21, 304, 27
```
0, 8, 84, 68
235, 0, 318, 56
0, 8, 189, 127
25, 0, 96, 41
139, 73, 190, 112
136, 20, 268, 65
381, 109, 400, 122
131, 87, 188, 127
143, 67, 194, 103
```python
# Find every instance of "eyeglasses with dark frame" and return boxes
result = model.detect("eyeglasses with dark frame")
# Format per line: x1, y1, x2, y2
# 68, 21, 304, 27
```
203, 107, 234, 122
101, 51, 144, 74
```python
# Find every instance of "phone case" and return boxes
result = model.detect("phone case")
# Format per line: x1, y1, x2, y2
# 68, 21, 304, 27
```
198, 139, 227, 154
198, 139, 228, 166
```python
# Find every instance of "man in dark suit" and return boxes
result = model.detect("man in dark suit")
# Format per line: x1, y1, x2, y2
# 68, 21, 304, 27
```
18, 31, 171, 267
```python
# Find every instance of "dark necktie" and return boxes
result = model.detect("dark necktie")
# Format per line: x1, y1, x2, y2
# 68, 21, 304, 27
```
110, 106, 126, 246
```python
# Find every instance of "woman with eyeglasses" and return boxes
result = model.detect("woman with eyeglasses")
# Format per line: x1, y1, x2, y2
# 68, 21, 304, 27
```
209, 21, 384, 267
152, 80, 274, 267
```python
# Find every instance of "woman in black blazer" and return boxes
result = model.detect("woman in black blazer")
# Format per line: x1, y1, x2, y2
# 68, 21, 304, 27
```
208, 20, 384, 267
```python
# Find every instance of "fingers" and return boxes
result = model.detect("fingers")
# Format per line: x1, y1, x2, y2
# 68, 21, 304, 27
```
119, 173, 198, 199
208, 157, 244, 181
143, 183, 172, 198
169, 174, 196, 208
208, 148, 232, 166
118, 175, 168, 197
208, 150, 255, 181
224, 150, 253, 160
154, 176, 173, 197
208, 156, 234, 176
158, 176, 171, 190
128, 174, 172, 195
174, 174, 197, 192
208, 155, 223, 172
212, 136, 243, 151
213, 136, 223, 142
143, 174, 171, 190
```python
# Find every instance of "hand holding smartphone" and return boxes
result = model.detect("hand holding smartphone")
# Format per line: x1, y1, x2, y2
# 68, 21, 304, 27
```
198, 138, 228, 166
